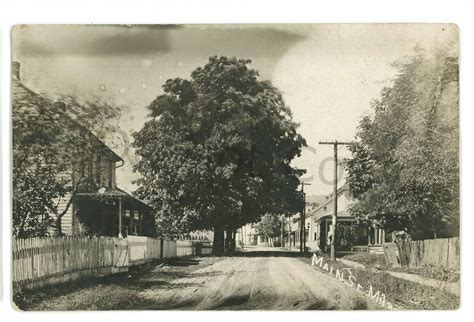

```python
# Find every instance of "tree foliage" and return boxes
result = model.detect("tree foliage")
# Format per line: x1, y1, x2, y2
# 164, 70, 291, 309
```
133, 56, 306, 253
342, 50, 459, 239
256, 214, 287, 240
12, 81, 124, 238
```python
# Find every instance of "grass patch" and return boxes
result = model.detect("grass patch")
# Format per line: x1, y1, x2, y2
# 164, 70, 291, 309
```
341, 253, 387, 269
392, 264, 460, 282
299, 254, 459, 310
342, 252, 459, 282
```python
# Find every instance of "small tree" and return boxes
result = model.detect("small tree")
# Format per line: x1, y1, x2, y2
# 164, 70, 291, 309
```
256, 214, 287, 246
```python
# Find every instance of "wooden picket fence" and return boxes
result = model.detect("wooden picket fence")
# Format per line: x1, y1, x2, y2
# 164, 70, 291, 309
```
12, 236, 213, 289
383, 237, 460, 270
12, 236, 116, 288
128, 236, 162, 265
176, 240, 212, 256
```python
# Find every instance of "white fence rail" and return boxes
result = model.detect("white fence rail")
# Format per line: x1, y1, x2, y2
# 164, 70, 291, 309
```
12, 236, 212, 289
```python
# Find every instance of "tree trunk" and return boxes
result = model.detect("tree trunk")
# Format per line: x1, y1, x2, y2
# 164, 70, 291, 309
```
224, 227, 234, 254
230, 229, 237, 252
212, 224, 225, 256
56, 217, 63, 236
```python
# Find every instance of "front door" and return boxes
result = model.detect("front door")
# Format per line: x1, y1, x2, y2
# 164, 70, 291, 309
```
319, 221, 327, 249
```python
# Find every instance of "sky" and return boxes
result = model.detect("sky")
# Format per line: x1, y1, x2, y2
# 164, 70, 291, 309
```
12, 24, 458, 196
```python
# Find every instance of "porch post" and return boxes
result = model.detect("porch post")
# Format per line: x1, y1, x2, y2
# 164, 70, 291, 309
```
138, 211, 142, 235
118, 196, 123, 238
367, 225, 371, 246
326, 221, 329, 245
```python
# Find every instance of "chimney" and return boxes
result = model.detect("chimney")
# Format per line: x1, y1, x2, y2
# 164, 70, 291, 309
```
12, 61, 21, 80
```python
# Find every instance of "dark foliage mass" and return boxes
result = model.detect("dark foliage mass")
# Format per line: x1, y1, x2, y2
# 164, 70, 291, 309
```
342, 50, 459, 239
133, 56, 306, 254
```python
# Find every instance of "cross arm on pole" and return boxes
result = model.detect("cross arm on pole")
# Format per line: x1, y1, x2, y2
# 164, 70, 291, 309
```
319, 141, 355, 145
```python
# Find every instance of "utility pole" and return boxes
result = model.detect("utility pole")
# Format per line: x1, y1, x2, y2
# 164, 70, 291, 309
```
288, 216, 292, 251
300, 182, 311, 253
280, 215, 284, 248
319, 140, 354, 261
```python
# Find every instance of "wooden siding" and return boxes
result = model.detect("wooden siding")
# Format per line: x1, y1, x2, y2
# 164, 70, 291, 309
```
52, 151, 117, 236
58, 193, 74, 235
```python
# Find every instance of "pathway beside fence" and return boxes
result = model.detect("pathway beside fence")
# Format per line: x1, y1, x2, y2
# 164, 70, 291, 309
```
12, 236, 212, 290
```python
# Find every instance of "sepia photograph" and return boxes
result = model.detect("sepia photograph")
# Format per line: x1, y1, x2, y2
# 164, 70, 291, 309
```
10, 24, 459, 311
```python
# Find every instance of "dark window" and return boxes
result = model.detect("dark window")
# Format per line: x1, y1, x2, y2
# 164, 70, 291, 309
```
95, 154, 101, 184
108, 161, 113, 188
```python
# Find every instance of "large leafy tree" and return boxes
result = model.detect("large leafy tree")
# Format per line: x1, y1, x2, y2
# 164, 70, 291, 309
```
342, 50, 459, 239
133, 56, 305, 254
13, 81, 124, 238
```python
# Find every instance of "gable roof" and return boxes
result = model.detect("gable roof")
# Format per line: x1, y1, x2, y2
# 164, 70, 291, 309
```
306, 183, 350, 218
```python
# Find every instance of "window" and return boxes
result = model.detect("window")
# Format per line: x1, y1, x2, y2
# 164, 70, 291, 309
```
133, 211, 139, 220
108, 161, 113, 188
95, 154, 101, 184
125, 210, 130, 218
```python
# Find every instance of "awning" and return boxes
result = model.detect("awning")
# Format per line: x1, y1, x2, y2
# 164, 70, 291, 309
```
316, 211, 354, 223
75, 187, 152, 210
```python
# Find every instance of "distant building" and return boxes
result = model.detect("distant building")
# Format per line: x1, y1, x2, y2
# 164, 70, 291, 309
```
294, 184, 388, 253
236, 223, 263, 246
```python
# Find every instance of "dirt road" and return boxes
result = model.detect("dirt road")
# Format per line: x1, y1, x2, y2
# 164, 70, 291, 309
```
136, 250, 373, 310
19, 247, 459, 311
18, 248, 376, 310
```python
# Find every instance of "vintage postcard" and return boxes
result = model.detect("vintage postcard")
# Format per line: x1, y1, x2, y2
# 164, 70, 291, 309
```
11, 24, 459, 310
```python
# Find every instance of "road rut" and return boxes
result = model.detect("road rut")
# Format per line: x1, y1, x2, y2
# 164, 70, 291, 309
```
138, 255, 373, 310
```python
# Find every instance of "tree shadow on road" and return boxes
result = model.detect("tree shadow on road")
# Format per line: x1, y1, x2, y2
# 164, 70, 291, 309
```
14, 257, 216, 310
231, 250, 311, 258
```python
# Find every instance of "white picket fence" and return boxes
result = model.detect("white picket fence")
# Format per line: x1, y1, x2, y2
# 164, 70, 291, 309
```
12, 236, 212, 289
